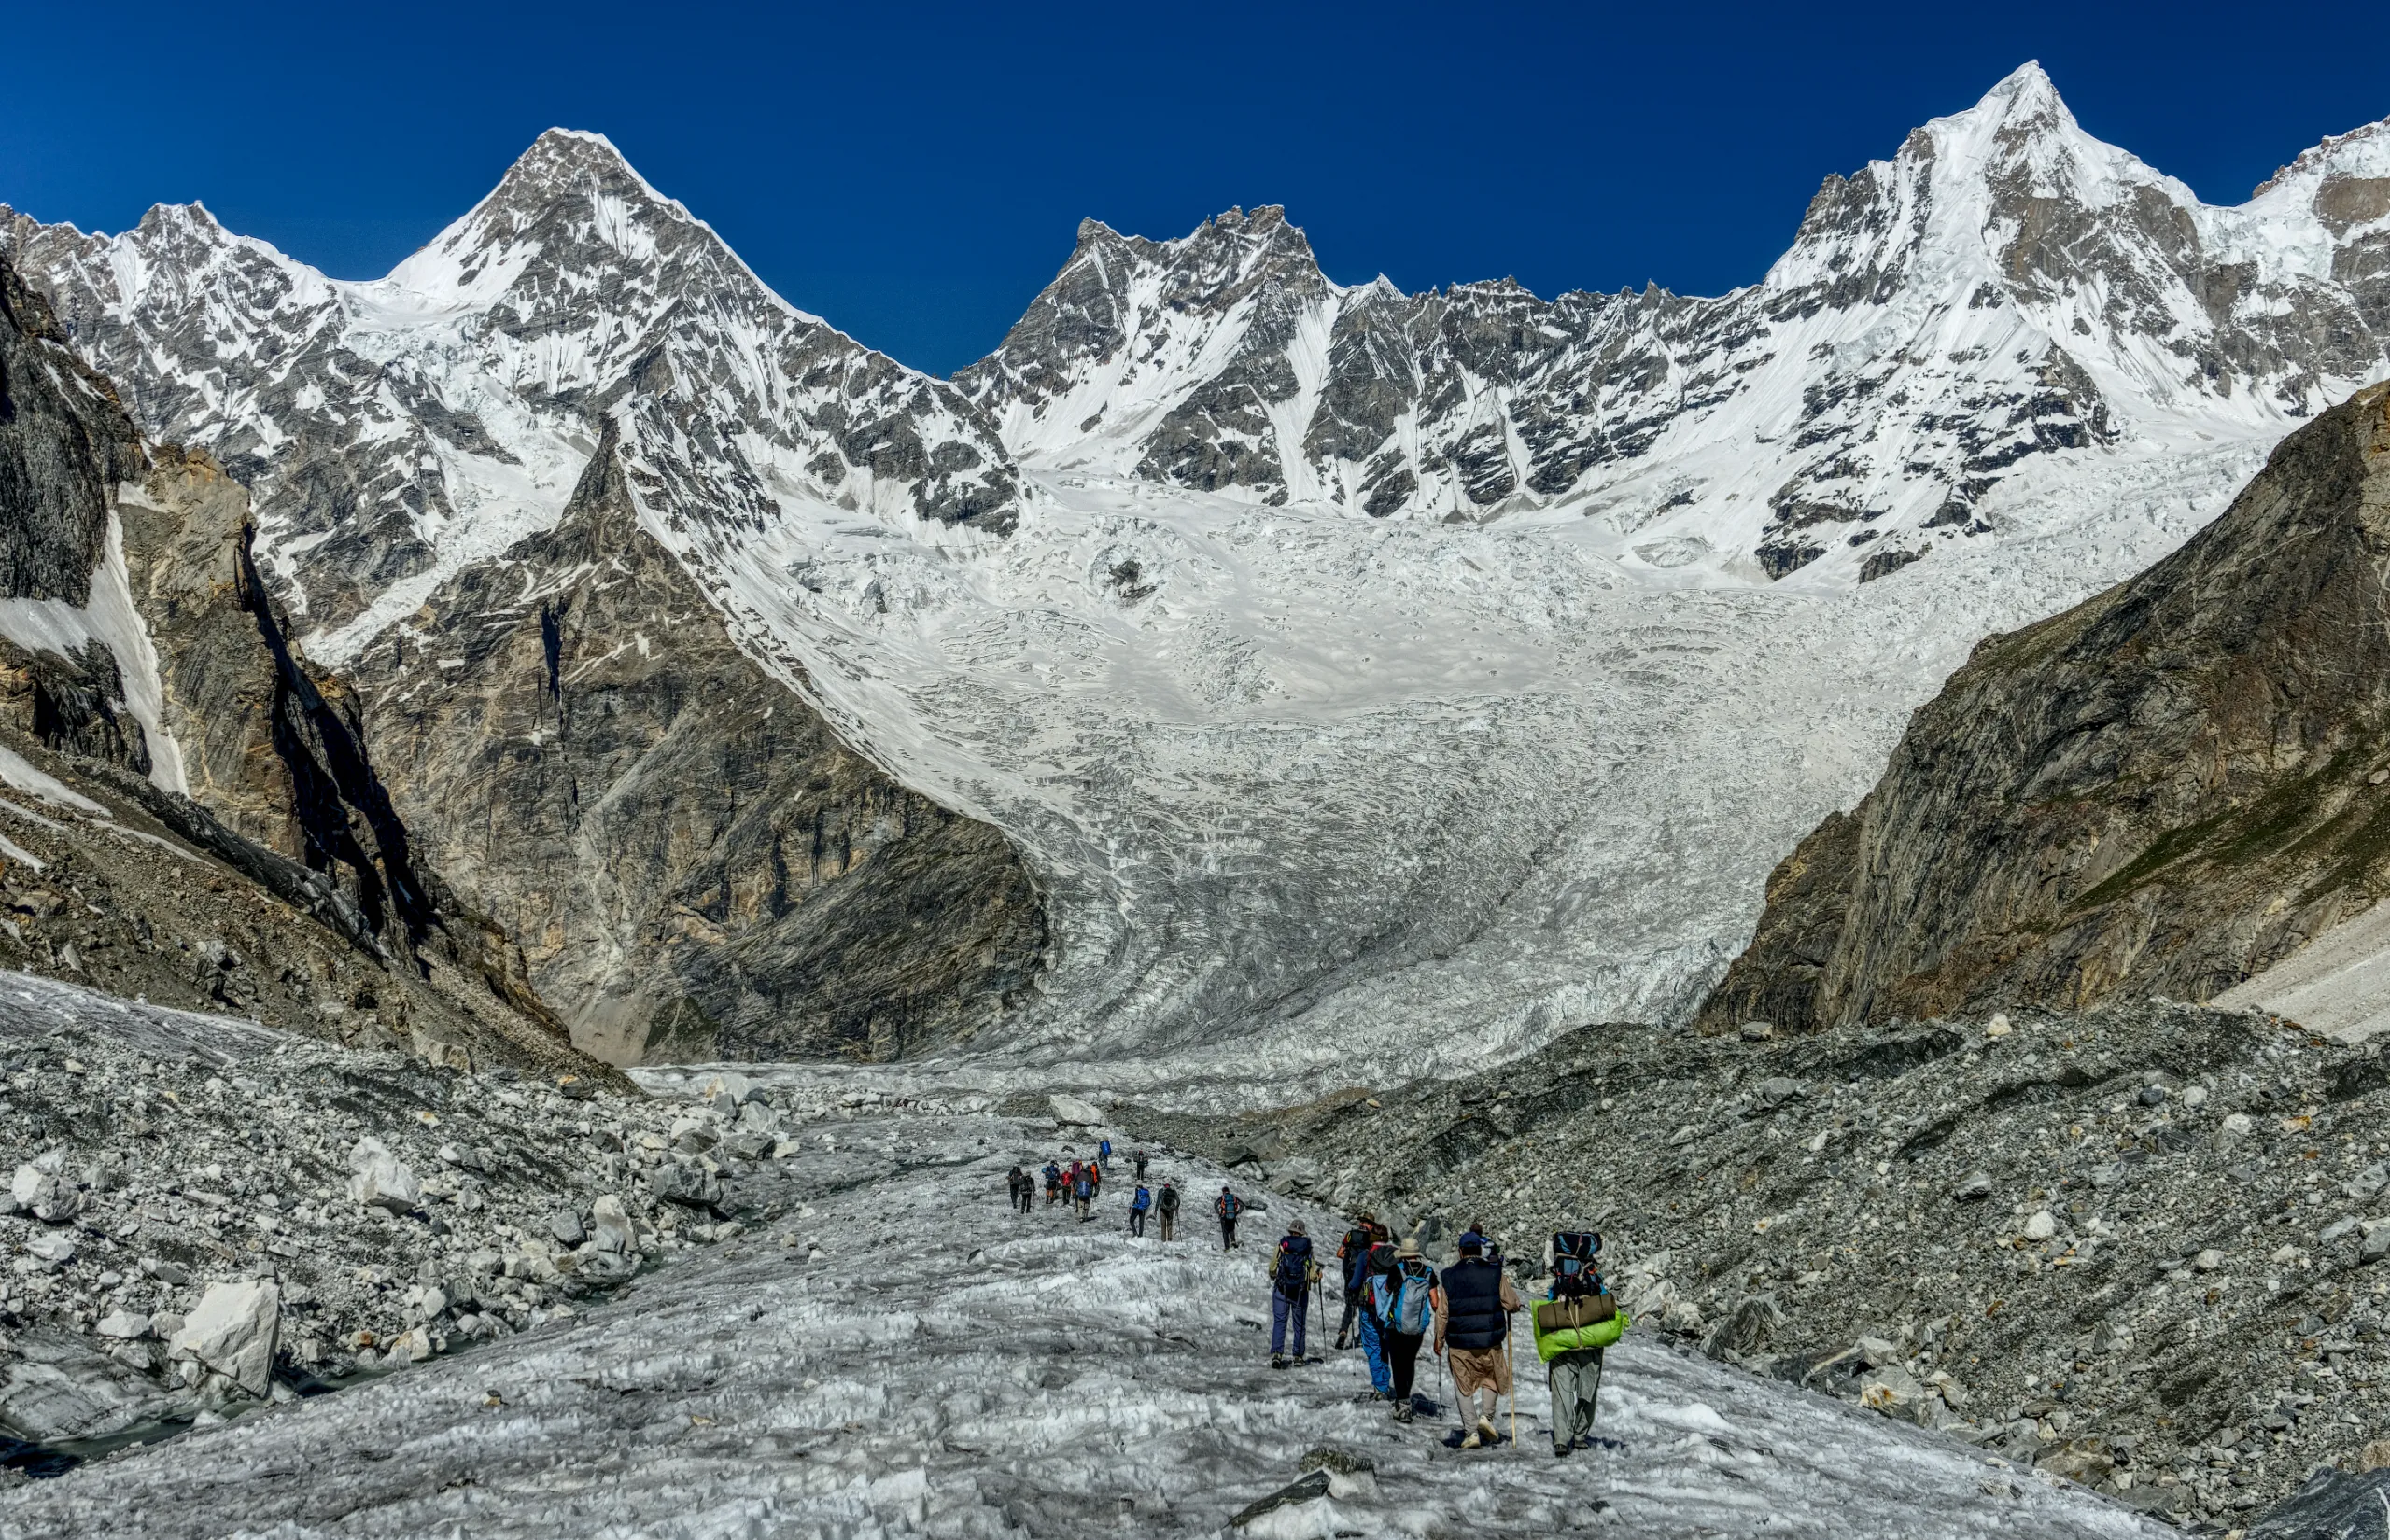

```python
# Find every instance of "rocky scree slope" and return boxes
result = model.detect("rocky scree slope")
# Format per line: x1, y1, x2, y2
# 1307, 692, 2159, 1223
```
0, 256, 604, 1075
0, 971, 816, 1465
1125, 1002, 2390, 1529
1702, 378, 2390, 1036
0, 168, 1048, 1065
963, 63, 2390, 585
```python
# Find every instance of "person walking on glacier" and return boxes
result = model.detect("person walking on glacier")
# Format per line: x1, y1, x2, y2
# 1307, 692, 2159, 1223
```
1006, 1165, 1033, 1214
1371, 1236, 1439, 1423
1434, 1231, 1522, 1448
1334, 1213, 1383, 1350
1270, 1219, 1317, 1368
1157, 1179, 1180, 1240
1128, 1183, 1152, 1237
1533, 1230, 1627, 1457
1098, 1137, 1113, 1173
1216, 1185, 1244, 1250
1073, 1163, 1096, 1222
1043, 1160, 1062, 1207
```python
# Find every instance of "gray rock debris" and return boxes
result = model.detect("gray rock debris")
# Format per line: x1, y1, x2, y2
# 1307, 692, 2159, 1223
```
0, 972, 805, 1453
1125, 999, 2390, 1527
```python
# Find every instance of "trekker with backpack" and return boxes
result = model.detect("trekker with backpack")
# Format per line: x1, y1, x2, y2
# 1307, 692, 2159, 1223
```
1270, 1219, 1317, 1368
1043, 1161, 1062, 1207
1433, 1232, 1522, 1448
1073, 1163, 1096, 1221
1098, 1137, 1112, 1173
1128, 1183, 1152, 1237
1157, 1180, 1180, 1240
1371, 1236, 1438, 1422
1354, 1233, 1397, 1398
1216, 1186, 1244, 1250
1132, 1148, 1149, 1182
1534, 1231, 1628, 1457
1006, 1166, 1031, 1213
1334, 1213, 1381, 1350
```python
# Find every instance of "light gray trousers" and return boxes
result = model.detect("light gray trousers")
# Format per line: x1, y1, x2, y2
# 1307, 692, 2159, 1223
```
1548, 1347, 1606, 1447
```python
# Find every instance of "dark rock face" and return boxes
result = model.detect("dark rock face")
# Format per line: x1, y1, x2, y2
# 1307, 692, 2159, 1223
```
339, 426, 1046, 1064
1699, 380, 2390, 1034
0, 263, 140, 604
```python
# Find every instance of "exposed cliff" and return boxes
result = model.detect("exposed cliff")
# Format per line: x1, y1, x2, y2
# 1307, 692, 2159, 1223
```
1701, 380, 2390, 1032
338, 425, 1047, 1064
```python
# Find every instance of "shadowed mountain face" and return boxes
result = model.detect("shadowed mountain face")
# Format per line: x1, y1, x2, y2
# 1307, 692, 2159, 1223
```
1700, 380, 2390, 1033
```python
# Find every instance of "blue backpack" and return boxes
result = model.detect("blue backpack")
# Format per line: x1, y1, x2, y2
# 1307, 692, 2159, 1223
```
1132, 1186, 1151, 1211
1376, 1258, 1436, 1335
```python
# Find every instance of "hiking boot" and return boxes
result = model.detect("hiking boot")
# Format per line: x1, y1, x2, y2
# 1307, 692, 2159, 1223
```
1271, 1355, 1288, 1370
1393, 1404, 1413, 1424
1477, 1418, 1499, 1445
1459, 1431, 1482, 1449
1552, 1444, 1572, 1458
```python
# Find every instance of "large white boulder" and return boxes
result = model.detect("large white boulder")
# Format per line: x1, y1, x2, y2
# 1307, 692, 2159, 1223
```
347, 1136, 422, 1213
171, 1281, 279, 1397
589, 1195, 635, 1254
1049, 1094, 1104, 1127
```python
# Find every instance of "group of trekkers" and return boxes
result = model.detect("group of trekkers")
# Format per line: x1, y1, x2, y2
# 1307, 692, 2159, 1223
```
1272, 1211, 1627, 1455
1005, 1139, 1265, 1251
1006, 1141, 1212, 1242
1001, 1141, 1626, 1455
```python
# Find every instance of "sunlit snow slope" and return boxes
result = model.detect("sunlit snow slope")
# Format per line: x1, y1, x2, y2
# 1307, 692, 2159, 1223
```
0, 1101, 2171, 1540
5, 65, 2389, 1096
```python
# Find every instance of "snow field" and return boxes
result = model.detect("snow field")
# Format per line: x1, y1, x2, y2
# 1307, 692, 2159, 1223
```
0, 1104, 2169, 1538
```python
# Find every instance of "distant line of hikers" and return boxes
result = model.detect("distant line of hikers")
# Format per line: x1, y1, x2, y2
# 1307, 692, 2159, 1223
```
1003, 1146, 1626, 1455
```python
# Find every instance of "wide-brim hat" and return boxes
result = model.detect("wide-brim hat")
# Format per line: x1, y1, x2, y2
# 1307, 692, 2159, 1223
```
1396, 1238, 1422, 1258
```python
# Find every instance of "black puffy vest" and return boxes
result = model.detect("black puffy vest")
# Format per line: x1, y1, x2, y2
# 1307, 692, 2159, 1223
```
1441, 1258, 1508, 1349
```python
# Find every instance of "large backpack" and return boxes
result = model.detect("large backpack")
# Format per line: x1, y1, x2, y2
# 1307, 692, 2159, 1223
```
1552, 1231, 1603, 1297
1159, 1185, 1179, 1214
1378, 1258, 1435, 1335
1132, 1185, 1151, 1211
1274, 1236, 1313, 1296
1217, 1190, 1242, 1220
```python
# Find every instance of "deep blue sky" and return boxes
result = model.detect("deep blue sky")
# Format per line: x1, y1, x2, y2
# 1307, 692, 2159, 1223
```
6, 2, 2385, 375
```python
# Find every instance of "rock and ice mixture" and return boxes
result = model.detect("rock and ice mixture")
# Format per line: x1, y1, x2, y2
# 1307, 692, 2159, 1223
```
0, 1093, 2171, 1539
0, 971, 806, 1459
1135, 1001, 2390, 1526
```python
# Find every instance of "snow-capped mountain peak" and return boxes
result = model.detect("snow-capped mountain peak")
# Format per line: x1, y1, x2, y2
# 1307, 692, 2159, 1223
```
5, 129, 1021, 662
962, 63, 2390, 585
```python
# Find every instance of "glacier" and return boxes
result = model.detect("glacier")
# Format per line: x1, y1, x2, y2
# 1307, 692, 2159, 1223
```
4, 65, 2389, 1100
0, 1094, 2173, 1540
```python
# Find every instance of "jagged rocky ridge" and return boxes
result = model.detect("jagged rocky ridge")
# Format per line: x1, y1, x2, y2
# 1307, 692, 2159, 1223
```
1701, 378, 2390, 1036
9, 68, 2390, 1081
963, 64, 2390, 583
1122, 1001, 2390, 1528
0, 216, 1047, 1064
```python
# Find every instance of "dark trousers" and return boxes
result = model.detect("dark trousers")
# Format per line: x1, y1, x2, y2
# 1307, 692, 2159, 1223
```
1338, 1295, 1361, 1343
1385, 1329, 1425, 1404
1129, 1209, 1146, 1236
1220, 1216, 1238, 1249
1272, 1289, 1308, 1358
1160, 1211, 1175, 1240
